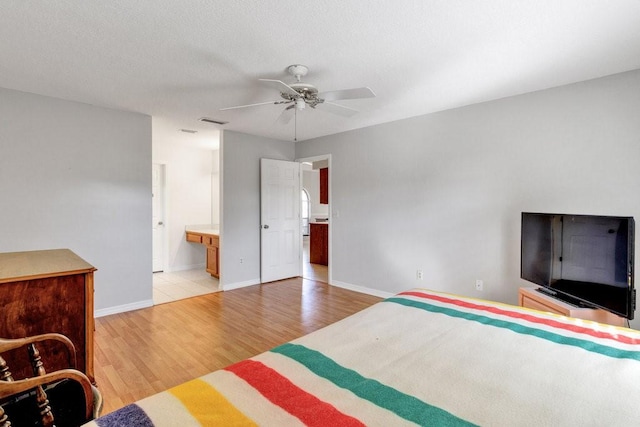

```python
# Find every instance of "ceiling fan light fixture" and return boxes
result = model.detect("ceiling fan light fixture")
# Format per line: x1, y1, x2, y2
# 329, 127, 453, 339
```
295, 98, 305, 110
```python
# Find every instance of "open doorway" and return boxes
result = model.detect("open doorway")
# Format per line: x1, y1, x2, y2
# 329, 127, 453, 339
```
299, 155, 330, 284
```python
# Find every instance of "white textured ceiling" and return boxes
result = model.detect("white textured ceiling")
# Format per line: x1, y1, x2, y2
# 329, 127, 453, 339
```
1, 1, 640, 143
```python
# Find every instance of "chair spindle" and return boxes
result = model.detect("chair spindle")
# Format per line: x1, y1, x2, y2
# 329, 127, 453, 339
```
28, 343, 55, 427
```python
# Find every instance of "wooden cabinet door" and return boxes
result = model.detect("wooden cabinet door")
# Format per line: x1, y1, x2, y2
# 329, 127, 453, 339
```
206, 245, 219, 277
319, 167, 328, 205
310, 223, 328, 265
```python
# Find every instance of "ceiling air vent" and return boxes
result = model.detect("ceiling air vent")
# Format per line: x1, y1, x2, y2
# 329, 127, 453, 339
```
180, 129, 198, 134
199, 117, 229, 125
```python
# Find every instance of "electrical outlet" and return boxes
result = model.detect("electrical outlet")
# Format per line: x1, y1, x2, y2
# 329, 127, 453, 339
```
240, 258, 244, 264
416, 269, 423, 280
475, 279, 483, 291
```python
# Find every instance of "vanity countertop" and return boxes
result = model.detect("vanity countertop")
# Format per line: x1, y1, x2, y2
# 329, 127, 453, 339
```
187, 228, 219, 236
185, 225, 219, 236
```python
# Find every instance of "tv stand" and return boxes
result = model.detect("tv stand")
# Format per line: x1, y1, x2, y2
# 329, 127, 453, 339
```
519, 287, 626, 327
533, 287, 595, 308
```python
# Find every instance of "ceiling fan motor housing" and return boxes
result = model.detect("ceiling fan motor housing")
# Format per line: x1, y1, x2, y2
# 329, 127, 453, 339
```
280, 83, 320, 105
279, 64, 322, 107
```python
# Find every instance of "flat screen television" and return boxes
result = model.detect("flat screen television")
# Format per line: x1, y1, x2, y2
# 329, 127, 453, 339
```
521, 212, 636, 319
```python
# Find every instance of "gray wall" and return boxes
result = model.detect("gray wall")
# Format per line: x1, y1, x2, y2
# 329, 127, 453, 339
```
295, 70, 640, 325
0, 87, 152, 314
220, 131, 295, 288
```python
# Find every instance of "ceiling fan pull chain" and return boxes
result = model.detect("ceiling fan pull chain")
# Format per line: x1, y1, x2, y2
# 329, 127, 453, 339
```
294, 108, 298, 142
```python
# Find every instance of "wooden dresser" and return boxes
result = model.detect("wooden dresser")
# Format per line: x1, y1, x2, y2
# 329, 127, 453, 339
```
0, 249, 96, 382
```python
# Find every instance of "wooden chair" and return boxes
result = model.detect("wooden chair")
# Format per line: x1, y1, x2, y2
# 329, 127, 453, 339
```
0, 333, 102, 427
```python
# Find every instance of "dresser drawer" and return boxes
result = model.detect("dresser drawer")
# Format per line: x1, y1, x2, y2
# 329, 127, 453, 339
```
186, 232, 202, 243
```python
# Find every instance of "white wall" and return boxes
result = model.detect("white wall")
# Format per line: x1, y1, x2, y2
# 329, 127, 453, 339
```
152, 119, 219, 271
295, 69, 640, 326
220, 131, 295, 289
212, 149, 220, 225
0, 87, 152, 314
302, 169, 329, 219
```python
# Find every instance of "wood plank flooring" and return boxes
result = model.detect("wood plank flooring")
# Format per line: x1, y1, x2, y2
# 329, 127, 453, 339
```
94, 277, 382, 415
302, 236, 328, 283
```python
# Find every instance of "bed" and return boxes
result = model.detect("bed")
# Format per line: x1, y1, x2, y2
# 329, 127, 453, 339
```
87, 288, 640, 426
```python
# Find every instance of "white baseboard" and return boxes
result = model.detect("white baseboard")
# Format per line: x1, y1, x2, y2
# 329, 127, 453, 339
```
222, 278, 261, 291
94, 299, 154, 318
330, 280, 395, 299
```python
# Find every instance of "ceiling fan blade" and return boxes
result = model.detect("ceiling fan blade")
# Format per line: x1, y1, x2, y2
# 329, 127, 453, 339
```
219, 100, 284, 111
318, 87, 376, 102
259, 79, 300, 97
276, 105, 295, 125
315, 101, 359, 117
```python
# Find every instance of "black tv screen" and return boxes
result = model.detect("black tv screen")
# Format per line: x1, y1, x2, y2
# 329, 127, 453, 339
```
521, 212, 635, 319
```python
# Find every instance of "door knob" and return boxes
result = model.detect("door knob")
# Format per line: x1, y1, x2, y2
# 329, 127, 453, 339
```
158, 221, 164, 225
263, 224, 269, 229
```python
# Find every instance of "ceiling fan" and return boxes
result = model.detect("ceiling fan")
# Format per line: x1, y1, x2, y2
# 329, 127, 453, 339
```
220, 64, 375, 139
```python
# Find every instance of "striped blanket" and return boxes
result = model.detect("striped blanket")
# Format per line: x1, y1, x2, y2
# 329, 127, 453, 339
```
87, 289, 640, 426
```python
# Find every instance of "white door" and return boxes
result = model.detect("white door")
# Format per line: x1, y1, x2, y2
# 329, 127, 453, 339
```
152, 163, 166, 273
261, 158, 301, 283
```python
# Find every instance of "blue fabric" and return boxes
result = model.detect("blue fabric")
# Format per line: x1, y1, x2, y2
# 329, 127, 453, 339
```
95, 404, 154, 427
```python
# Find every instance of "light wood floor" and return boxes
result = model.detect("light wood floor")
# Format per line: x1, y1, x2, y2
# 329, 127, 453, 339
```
94, 277, 381, 415
302, 236, 328, 283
